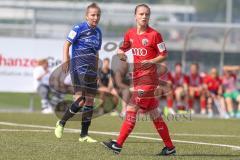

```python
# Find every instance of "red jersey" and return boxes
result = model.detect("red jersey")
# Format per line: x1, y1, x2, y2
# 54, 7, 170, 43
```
160, 72, 173, 83
187, 74, 203, 87
204, 75, 222, 91
172, 72, 188, 87
120, 27, 167, 86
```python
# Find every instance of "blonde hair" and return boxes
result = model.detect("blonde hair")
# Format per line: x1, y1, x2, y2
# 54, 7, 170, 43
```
86, 2, 101, 15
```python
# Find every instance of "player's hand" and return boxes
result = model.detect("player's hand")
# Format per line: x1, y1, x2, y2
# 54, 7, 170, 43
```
117, 49, 127, 61
62, 61, 69, 73
141, 60, 153, 69
118, 54, 127, 61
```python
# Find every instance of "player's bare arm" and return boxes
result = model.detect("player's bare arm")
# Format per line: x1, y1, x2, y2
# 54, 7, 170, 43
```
96, 52, 99, 76
96, 52, 99, 68
142, 55, 167, 70
108, 76, 114, 89
223, 65, 240, 71
115, 71, 129, 89
117, 49, 127, 61
62, 40, 71, 73
143, 54, 167, 64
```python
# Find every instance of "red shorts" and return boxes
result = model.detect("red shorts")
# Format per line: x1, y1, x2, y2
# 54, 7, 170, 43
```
189, 87, 201, 97
129, 85, 159, 111
194, 91, 200, 97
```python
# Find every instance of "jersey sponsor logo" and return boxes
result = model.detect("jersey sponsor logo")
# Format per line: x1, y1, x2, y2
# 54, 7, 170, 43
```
68, 30, 77, 40
157, 42, 166, 52
84, 38, 100, 46
142, 38, 148, 46
131, 48, 147, 56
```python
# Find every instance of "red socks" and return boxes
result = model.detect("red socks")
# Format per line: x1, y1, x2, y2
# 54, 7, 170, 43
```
153, 117, 174, 148
188, 98, 193, 109
200, 99, 206, 110
116, 111, 174, 149
167, 98, 173, 108
117, 111, 137, 146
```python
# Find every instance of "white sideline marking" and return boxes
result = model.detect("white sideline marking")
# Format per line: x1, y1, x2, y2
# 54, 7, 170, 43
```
173, 133, 240, 138
92, 132, 240, 138
1, 121, 239, 138
0, 121, 240, 151
0, 129, 52, 132
129, 132, 240, 138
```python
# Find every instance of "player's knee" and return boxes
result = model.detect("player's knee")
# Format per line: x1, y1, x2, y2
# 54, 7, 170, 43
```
127, 105, 138, 112
225, 97, 232, 103
207, 98, 212, 104
125, 111, 137, 124
149, 107, 162, 121
85, 97, 94, 106
69, 101, 81, 114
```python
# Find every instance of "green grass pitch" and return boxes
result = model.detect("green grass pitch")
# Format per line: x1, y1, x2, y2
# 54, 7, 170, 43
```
0, 112, 240, 160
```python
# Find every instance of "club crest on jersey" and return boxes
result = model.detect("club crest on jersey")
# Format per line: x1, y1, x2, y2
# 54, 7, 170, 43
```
142, 38, 148, 46
137, 89, 144, 97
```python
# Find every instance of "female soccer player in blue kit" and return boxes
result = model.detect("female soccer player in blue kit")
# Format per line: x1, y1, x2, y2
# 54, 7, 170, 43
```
55, 3, 102, 143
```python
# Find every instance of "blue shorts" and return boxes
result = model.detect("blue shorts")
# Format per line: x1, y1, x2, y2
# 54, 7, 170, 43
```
70, 71, 97, 95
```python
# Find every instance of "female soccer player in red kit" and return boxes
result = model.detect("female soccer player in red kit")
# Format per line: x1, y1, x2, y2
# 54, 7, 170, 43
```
102, 4, 176, 156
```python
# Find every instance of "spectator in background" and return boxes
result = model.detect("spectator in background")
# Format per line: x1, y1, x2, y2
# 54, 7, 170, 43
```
114, 58, 131, 117
157, 62, 175, 115
188, 63, 207, 114
171, 63, 189, 112
33, 59, 53, 114
222, 69, 240, 118
223, 65, 240, 91
98, 58, 119, 115
203, 68, 228, 118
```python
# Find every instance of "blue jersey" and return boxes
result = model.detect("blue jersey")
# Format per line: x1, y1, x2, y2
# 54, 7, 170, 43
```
67, 21, 102, 76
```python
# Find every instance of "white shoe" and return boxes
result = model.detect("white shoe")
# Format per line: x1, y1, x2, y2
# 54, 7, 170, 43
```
110, 111, 119, 116
201, 109, 207, 115
119, 112, 126, 118
41, 107, 53, 114
208, 111, 213, 118
189, 109, 195, 115
168, 108, 176, 115
223, 113, 230, 119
